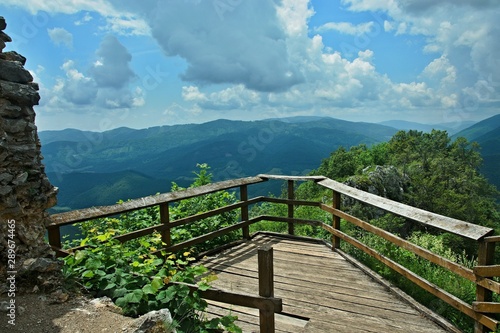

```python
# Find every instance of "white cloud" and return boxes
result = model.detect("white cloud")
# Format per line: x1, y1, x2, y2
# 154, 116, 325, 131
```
276, 0, 315, 37
89, 35, 136, 89
110, 0, 304, 92
383, 20, 394, 32
2, 0, 148, 36
47, 27, 73, 49
45, 36, 142, 111
75, 12, 93, 26
182, 86, 207, 102
316, 22, 374, 36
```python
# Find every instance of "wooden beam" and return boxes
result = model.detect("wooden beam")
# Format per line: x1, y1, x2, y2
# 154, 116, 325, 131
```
473, 302, 500, 314
331, 191, 341, 249
171, 281, 282, 312
317, 178, 493, 240
49, 176, 267, 226
47, 225, 61, 250
474, 265, 500, 278
258, 246, 275, 333
258, 174, 326, 182
241, 185, 250, 240
158, 217, 263, 254
475, 241, 496, 333
160, 203, 170, 247
287, 180, 294, 236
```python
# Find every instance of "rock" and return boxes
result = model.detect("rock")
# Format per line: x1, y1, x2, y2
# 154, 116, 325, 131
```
0, 172, 13, 184
0, 59, 34, 83
90, 297, 123, 314
13, 171, 29, 185
0, 31, 11, 43
125, 309, 176, 333
50, 289, 69, 303
0, 16, 6, 30
0, 185, 12, 196
0, 80, 40, 105
1, 51, 27, 65
0, 301, 9, 312
19, 257, 61, 274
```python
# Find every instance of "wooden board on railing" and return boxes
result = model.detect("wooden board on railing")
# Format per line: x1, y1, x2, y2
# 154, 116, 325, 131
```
49, 176, 266, 227
258, 174, 326, 182
317, 178, 493, 240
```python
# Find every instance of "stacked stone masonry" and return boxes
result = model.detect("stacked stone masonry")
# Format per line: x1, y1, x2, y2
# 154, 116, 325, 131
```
0, 16, 59, 286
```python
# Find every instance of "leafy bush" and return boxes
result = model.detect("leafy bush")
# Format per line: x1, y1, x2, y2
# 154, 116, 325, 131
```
63, 228, 241, 332
62, 164, 242, 332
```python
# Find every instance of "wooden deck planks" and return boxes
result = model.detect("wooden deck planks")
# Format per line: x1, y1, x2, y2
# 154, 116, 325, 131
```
200, 234, 451, 333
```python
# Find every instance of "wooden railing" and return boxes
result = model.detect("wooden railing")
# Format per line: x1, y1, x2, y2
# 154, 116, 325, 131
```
48, 174, 499, 333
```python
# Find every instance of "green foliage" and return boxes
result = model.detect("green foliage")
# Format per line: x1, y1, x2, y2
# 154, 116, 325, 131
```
169, 164, 241, 252
62, 164, 242, 332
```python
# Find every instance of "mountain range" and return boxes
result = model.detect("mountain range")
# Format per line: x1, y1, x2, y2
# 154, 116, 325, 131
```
39, 116, 499, 212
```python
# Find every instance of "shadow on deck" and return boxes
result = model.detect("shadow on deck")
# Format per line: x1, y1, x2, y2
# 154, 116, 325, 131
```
201, 233, 456, 333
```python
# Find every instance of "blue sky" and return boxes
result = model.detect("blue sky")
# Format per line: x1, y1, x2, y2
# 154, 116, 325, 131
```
1, 0, 499, 131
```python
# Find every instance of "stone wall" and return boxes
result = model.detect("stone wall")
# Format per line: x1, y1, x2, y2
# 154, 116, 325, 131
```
0, 16, 60, 288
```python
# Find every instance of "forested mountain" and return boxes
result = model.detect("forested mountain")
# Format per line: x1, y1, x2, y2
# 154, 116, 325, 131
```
41, 117, 398, 210
41, 115, 499, 211
452, 114, 500, 190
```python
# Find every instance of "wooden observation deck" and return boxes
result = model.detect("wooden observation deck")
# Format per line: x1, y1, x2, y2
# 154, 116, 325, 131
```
48, 174, 500, 333
202, 233, 453, 332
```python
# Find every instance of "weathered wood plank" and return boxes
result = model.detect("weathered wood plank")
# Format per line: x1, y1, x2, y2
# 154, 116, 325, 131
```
257, 174, 326, 182
474, 265, 500, 277
472, 302, 500, 313
49, 176, 266, 226
317, 178, 493, 240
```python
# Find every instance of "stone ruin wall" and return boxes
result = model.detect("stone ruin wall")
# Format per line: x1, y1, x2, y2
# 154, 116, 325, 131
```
0, 16, 60, 289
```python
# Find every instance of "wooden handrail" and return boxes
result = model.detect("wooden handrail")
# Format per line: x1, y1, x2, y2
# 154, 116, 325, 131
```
48, 176, 266, 227
317, 178, 493, 240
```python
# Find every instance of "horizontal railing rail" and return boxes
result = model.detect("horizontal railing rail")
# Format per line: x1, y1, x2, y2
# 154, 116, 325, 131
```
48, 174, 498, 333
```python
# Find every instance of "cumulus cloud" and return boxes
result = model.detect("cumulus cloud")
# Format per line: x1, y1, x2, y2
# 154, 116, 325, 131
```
109, 0, 304, 92
47, 27, 73, 49
342, 0, 500, 112
58, 60, 97, 105
316, 22, 374, 36
89, 35, 135, 89
48, 36, 143, 111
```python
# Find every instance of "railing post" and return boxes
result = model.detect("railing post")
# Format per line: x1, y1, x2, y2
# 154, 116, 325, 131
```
240, 185, 250, 240
47, 225, 62, 255
258, 246, 275, 333
160, 203, 171, 247
287, 180, 294, 235
332, 190, 341, 249
475, 240, 496, 333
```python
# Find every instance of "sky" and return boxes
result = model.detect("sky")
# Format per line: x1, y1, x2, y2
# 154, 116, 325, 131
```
1, 0, 499, 131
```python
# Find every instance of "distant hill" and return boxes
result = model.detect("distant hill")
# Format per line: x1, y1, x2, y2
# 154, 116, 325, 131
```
41, 117, 398, 210
379, 120, 476, 135
452, 114, 500, 190
451, 114, 500, 142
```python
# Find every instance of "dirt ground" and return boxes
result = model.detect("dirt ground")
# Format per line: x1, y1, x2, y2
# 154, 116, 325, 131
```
1, 292, 134, 333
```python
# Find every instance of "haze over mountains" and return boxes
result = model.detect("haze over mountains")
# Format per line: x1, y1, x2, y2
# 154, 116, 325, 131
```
40, 116, 500, 212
